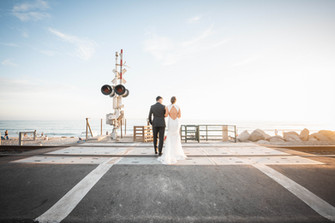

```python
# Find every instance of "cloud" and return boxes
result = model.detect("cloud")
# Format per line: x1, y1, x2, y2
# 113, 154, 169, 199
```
12, 0, 50, 21
187, 16, 201, 23
22, 31, 29, 38
1, 59, 17, 66
232, 55, 261, 67
0, 77, 77, 95
0, 42, 19, 47
143, 26, 229, 65
48, 28, 97, 60
181, 25, 213, 47
143, 35, 174, 61
39, 50, 56, 56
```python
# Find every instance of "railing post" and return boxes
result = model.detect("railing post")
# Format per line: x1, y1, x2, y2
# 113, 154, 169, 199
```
33, 130, 36, 141
234, 125, 237, 143
185, 126, 187, 143
86, 118, 88, 140
206, 125, 208, 141
142, 126, 144, 142
19, 132, 22, 146
222, 125, 228, 142
101, 118, 103, 135
197, 125, 200, 143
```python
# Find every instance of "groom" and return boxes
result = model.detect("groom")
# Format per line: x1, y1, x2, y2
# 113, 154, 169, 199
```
148, 96, 166, 156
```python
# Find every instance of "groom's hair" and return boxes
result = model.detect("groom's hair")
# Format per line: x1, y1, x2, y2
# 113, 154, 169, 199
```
156, 96, 162, 101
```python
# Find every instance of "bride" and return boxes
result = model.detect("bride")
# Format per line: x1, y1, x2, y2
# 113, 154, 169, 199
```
158, 96, 187, 164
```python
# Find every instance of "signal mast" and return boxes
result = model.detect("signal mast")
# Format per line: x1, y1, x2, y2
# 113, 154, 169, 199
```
101, 49, 129, 139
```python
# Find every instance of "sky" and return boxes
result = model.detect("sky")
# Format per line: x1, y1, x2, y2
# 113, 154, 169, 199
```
0, 0, 335, 128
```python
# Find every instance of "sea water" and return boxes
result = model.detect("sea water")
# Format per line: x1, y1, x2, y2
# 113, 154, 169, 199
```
0, 119, 331, 138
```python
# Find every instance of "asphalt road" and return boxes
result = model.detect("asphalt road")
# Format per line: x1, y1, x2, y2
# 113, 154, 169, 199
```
0, 143, 334, 223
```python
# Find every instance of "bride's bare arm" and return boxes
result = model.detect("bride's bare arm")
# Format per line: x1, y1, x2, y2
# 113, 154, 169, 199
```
165, 106, 169, 117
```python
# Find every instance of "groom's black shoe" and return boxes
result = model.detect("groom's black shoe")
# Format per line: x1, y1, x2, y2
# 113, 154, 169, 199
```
159, 152, 162, 156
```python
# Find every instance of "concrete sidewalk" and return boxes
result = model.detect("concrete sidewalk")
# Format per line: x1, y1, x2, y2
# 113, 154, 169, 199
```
0, 142, 334, 222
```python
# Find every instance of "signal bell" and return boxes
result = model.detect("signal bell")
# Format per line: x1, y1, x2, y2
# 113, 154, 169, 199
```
101, 84, 113, 96
122, 89, 129, 98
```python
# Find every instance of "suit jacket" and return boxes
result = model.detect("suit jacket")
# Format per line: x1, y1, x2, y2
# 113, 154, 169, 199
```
148, 102, 166, 127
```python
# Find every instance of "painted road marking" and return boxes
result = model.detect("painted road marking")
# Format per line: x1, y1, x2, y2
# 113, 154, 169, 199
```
12, 156, 111, 165
200, 147, 218, 165
34, 148, 132, 223
14, 143, 331, 222
253, 164, 335, 222
114, 156, 323, 165
47, 146, 129, 155
77, 142, 256, 147
13, 146, 323, 166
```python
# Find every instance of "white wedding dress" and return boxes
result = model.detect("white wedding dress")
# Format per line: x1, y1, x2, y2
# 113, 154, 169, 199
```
158, 104, 187, 164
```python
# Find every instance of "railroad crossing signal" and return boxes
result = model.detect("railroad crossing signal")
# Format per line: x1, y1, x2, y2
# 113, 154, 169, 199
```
100, 49, 129, 139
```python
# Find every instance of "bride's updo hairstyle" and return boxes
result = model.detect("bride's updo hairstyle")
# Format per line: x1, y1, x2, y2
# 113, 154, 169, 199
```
171, 96, 176, 104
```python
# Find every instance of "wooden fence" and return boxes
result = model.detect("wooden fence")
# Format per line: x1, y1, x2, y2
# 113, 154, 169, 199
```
133, 125, 153, 142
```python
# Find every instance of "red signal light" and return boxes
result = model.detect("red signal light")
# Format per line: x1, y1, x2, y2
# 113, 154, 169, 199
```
101, 84, 113, 95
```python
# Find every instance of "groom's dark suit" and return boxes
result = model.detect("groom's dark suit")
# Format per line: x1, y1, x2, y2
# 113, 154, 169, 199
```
148, 102, 166, 154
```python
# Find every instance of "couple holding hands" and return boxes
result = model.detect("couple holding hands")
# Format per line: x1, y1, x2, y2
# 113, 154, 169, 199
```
148, 96, 187, 164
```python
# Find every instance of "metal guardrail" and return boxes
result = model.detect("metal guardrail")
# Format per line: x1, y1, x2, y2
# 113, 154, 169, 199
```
18, 130, 36, 146
180, 125, 237, 143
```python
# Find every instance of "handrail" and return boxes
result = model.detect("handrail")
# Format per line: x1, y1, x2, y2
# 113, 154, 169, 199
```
18, 130, 36, 146
180, 124, 237, 143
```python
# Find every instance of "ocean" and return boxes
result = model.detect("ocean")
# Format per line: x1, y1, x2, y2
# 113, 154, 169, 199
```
0, 119, 331, 138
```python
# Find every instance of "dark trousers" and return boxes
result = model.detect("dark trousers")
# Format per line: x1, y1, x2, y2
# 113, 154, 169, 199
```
153, 126, 165, 153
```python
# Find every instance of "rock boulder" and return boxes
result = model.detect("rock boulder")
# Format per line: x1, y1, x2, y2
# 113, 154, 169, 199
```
299, 128, 309, 141
248, 129, 270, 142
269, 136, 285, 143
311, 132, 333, 141
237, 130, 250, 142
256, 140, 270, 144
283, 131, 301, 142
318, 130, 335, 141
308, 135, 318, 141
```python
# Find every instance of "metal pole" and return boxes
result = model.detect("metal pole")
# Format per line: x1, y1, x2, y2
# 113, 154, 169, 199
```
19, 132, 22, 146
86, 118, 88, 140
125, 119, 127, 136
197, 126, 200, 143
206, 125, 208, 141
120, 49, 123, 84
185, 126, 187, 143
115, 51, 118, 79
120, 119, 123, 138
